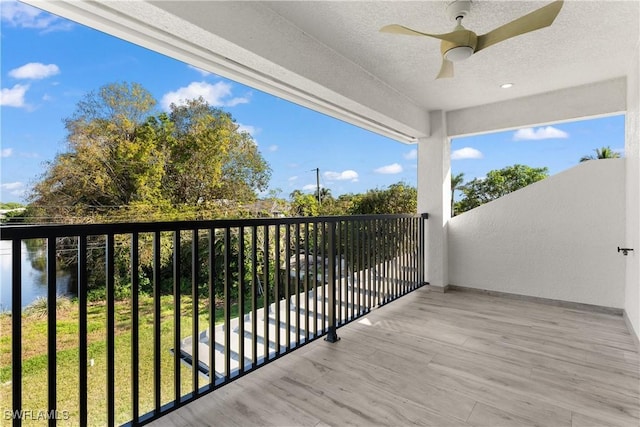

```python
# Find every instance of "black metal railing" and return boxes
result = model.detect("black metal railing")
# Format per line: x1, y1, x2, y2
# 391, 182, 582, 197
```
0, 213, 427, 426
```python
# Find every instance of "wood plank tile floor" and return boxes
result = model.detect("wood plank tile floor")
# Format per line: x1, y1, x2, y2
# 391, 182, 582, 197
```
150, 287, 640, 427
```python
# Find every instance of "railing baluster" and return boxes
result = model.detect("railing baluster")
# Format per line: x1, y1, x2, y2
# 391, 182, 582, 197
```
354, 220, 363, 316
404, 219, 408, 292
262, 225, 270, 360
336, 221, 342, 326
47, 237, 56, 427
153, 231, 161, 413
416, 217, 419, 286
370, 220, 376, 308
78, 236, 88, 427
392, 219, 398, 299
304, 222, 309, 343
251, 226, 258, 368
208, 229, 216, 386
356, 221, 360, 316
192, 229, 199, 394
11, 239, 22, 427
312, 222, 318, 338
223, 228, 231, 380
173, 231, 181, 402
391, 218, 395, 298
274, 225, 281, 355
238, 226, 245, 373
320, 222, 326, 334
295, 223, 301, 347
285, 225, 291, 351
325, 221, 338, 343
106, 234, 115, 426
131, 232, 140, 423
408, 218, 412, 289
349, 221, 355, 321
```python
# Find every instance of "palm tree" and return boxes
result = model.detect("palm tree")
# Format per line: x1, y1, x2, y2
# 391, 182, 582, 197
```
580, 146, 621, 162
315, 187, 332, 204
451, 172, 465, 216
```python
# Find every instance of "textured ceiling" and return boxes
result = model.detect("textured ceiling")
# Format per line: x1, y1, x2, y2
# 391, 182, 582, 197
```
25, 0, 639, 140
261, 1, 639, 112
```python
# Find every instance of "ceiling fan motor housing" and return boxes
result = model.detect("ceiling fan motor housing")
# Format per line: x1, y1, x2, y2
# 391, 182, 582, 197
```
441, 30, 477, 61
446, 0, 472, 22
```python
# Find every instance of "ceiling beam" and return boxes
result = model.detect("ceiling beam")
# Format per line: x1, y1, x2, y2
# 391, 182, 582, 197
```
24, 0, 429, 143
446, 78, 626, 138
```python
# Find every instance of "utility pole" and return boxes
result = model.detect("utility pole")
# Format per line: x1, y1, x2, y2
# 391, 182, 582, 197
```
312, 168, 321, 205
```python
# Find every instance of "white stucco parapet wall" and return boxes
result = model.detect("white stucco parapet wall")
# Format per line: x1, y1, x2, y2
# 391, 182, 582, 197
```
448, 159, 626, 309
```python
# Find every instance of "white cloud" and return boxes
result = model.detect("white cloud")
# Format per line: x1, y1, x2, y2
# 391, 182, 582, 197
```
451, 147, 483, 160
374, 163, 403, 174
288, 176, 298, 182
324, 170, 359, 182
268, 145, 278, 152
0, 1, 72, 32
237, 123, 257, 136
0, 84, 29, 107
9, 62, 60, 80
161, 81, 250, 110
0, 181, 26, 196
1, 181, 23, 190
1, 148, 13, 158
302, 184, 321, 191
513, 126, 569, 141
404, 149, 417, 160
188, 65, 211, 76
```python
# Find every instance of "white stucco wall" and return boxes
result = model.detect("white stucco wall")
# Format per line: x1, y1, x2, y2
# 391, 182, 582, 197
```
625, 44, 640, 340
448, 159, 626, 308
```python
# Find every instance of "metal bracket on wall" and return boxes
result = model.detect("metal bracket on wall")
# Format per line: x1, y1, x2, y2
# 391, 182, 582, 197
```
618, 246, 634, 256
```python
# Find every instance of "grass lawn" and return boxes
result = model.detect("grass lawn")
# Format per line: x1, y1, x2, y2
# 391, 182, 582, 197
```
0, 294, 256, 426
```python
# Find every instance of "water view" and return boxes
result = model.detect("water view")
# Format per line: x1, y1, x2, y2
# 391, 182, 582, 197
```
0, 239, 73, 311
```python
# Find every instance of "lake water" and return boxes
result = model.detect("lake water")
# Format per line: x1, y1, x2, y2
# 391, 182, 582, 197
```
0, 240, 73, 312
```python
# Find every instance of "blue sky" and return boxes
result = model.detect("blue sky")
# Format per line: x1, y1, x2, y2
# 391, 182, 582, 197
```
0, 1, 625, 204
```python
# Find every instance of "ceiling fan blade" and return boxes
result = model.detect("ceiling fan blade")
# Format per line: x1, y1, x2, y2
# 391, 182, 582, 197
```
380, 24, 464, 43
436, 59, 454, 79
476, 0, 564, 52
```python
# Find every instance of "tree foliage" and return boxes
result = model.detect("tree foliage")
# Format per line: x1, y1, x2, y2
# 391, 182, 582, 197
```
289, 190, 319, 217
455, 164, 548, 214
29, 82, 270, 223
579, 146, 621, 162
349, 182, 417, 215
451, 172, 465, 216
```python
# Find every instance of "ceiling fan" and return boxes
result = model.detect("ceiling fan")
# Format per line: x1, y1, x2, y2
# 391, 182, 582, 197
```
380, 0, 564, 79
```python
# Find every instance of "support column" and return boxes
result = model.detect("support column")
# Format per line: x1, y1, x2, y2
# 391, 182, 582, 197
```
417, 111, 451, 291
624, 40, 640, 345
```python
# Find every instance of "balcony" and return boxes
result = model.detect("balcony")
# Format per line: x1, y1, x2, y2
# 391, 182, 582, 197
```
2, 208, 638, 426
1, 214, 426, 425
151, 287, 640, 427
4, 1, 640, 426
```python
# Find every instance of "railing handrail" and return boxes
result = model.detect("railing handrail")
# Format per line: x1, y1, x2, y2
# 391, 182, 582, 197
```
0, 213, 423, 240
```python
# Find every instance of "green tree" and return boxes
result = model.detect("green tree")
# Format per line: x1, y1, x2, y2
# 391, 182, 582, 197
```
165, 98, 269, 207
451, 172, 465, 216
29, 84, 271, 223
455, 164, 548, 214
314, 187, 332, 204
29, 82, 162, 221
579, 146, 621, 162
289, 190, 319, 217
350, 182, 417, 214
